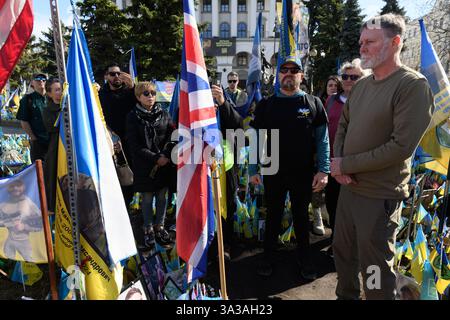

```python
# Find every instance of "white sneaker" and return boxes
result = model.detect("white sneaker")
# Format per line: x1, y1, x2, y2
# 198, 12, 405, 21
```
312, 207, 325, 235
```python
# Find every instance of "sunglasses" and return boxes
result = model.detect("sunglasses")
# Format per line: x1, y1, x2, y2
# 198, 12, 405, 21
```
33, 77, 47, 81
279, 67, 301, 74
108, 72, 121, 77
341, 74, 360, 81
228, 80, 238, 84
142, 90, 157, 97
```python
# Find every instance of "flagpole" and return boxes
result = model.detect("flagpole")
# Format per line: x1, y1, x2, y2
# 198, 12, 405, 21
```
49, 0, 83, 300
35, 160, 58, 300
211, 160, 228, 300
439, 157, 450, 233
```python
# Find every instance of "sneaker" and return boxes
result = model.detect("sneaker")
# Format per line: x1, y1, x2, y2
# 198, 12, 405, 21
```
256, 259, 273, 277
155, 226, 173, 247
144, 228, 155, 249
312, 207, 325, 236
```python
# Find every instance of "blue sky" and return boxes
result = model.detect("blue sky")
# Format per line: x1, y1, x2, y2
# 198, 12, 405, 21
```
32, 0, 73, 38
359, 0, 430, 20
32, 0, 432, 39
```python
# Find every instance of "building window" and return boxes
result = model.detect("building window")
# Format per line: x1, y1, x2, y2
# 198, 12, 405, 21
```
260, 20, 265, 37
238, 0, 247, 12
257, 0, 264, 11
220, 22, 230, 38
237, 22, 247, 38
220, 0, 229, 12
203, 23, 212, 39
203, 0, 212, 12
237, 53, 248, 66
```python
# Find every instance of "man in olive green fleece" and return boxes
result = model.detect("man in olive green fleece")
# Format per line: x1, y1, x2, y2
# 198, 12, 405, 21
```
330, 14, 435, 300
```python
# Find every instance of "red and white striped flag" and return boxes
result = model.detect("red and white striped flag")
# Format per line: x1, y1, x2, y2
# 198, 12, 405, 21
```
0, 0, 33, 91
176, 0, 220, 283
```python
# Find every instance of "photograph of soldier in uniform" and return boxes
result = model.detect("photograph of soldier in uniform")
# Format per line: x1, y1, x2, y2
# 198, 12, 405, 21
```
58, 173, 108, 262
0, 179, 43, 261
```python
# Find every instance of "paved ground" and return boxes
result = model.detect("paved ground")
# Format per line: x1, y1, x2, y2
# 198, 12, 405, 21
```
206, 227, 339, 300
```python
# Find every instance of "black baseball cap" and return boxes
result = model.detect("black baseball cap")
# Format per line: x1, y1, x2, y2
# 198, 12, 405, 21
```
32, 72, 48, 80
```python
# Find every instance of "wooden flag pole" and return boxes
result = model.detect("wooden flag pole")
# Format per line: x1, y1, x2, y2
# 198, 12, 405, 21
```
35, 160, 58, 300
211, 161, 228, 300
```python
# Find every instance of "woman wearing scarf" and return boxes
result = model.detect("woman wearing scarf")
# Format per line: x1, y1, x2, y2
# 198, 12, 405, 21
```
126, 82, 176, 249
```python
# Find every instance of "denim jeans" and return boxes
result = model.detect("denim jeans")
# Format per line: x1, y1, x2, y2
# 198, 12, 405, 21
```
141, 188, 168, 229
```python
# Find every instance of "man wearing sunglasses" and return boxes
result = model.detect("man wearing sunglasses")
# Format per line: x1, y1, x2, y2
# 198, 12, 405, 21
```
224, 71, 248, 109
249, 56, 330, 280
99, 63, 137, 208
16, 72, 50, 162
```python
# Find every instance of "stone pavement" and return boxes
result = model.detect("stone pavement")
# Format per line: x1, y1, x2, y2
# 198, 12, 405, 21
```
206, 227, 339, 300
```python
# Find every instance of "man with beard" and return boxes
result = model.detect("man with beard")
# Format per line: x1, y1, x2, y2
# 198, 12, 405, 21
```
249, 56, 330, 280
330, 14, 434, 300
99, 63, 137, 208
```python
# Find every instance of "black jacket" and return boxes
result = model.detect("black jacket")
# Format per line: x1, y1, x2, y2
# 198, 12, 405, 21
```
42, 99, 61, 212
125, 104, 176, 192
99, 85, 136, 142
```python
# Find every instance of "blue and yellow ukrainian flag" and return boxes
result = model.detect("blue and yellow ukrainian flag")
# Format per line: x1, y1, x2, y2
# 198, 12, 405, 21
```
410, 225, 429, 284
275, 0, 299, 90
430, 239, 450, 294
55, 23, 137, 300
129, 47, 138, 85
418, 19, 450, 175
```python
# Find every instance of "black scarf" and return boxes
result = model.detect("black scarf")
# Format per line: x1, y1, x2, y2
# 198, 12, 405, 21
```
134, 103, 164, 153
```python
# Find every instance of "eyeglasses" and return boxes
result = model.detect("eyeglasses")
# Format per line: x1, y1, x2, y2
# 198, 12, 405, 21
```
142, 90, 157, 97
108, 72, 121, 77
33, 77, 47, 82
228, 80, 238, 84
341, 74, 360, 81
279, 67, 302, 74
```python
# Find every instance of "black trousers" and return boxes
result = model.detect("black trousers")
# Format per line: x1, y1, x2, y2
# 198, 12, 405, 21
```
30, 140, 48, 162
222, 165, 238, 248
325, 176, 341, 241
263, 173, 313, 262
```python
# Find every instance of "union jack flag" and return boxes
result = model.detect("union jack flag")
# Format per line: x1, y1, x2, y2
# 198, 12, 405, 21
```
176, 0, 220, 283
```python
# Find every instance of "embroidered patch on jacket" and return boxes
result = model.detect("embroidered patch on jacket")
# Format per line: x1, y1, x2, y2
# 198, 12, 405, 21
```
297, 108, 310, 118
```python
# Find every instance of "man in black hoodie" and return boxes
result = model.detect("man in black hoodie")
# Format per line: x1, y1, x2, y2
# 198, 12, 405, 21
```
99, 63, 137, 208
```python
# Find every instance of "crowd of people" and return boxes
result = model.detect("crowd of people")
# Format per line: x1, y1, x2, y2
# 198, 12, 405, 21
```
14, 13, 437, 300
